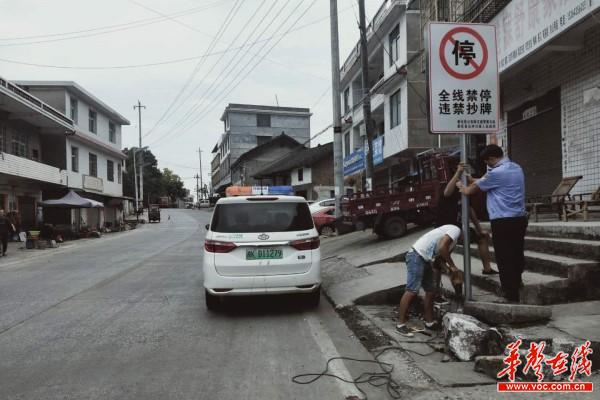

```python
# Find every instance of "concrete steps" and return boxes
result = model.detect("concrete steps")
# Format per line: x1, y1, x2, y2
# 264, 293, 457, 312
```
452, 253, 572, 305
458, 243, 600, 279
481, 221, 600, 241
524, 236, 600, 259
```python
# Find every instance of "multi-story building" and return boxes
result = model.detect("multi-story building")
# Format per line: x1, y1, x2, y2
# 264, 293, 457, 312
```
0, 77, 74, 230
16, 81, 130, 228
423, 0, 600, 197
211, 103, 311, 193
339, 0, 458, 191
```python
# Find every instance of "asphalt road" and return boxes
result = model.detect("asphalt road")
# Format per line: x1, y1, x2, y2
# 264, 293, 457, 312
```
0, 209, 382, 400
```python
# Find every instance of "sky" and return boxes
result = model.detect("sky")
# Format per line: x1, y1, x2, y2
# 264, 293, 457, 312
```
0, 0, 382, 194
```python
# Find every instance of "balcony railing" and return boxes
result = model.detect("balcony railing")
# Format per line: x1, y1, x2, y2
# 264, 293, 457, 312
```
0, 77, 73, 127
0, 152, 66, 185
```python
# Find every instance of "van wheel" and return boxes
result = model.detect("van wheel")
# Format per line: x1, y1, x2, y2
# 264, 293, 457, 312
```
205, 290, 220, 311
383, 216, 407, 239
305, 288, 321, 308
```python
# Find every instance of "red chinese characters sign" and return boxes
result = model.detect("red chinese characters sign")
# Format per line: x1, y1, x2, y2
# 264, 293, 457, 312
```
428, 23, 499, 134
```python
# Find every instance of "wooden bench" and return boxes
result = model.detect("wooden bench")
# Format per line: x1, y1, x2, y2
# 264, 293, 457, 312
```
563, 186, 600, 221
526, 176, 582, 222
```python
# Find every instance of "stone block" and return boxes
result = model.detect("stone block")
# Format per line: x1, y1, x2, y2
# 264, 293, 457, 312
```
463, 301, 552, 325
443, 313, 499, 361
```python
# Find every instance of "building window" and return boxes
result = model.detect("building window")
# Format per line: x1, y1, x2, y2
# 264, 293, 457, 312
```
297, 168, 304, 182
389, 25, 399, 66
117, 162, 122, 184
89, 110, 97, 133
343, 88, 350, 114
107, 160, 114, 182
109, 122, 116, 143
257, 114, 271, 127
344, 132, 350, 156
71, 146, 79, 172
89, 153, 98, 177
31, 149, 39, 161
390, 89, 401, 128
11, 132, 28, 157
70, 97, 78, 123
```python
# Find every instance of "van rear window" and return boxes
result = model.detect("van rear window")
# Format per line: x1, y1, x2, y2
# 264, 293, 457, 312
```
211, 202, 314, 233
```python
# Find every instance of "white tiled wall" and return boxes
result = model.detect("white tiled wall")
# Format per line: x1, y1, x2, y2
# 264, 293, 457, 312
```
500, 24, 600, 195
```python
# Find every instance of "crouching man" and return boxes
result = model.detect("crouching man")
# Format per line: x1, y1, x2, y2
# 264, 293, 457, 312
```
396, 224, 461, 337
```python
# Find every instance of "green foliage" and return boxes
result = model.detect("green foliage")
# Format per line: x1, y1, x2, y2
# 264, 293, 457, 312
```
123, 148, 187, 206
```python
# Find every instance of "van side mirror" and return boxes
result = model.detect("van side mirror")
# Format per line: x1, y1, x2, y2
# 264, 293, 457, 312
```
205, 224, 210, 230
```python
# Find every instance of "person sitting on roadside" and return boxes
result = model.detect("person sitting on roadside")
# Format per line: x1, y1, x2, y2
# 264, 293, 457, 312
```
436, 162, 498, 275
396, 224, 461, 337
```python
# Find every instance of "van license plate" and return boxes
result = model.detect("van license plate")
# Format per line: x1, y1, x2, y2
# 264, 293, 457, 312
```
246, 248, 283, 260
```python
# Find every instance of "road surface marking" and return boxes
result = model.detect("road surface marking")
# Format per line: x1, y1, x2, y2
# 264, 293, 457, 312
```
306, 314, 365, 400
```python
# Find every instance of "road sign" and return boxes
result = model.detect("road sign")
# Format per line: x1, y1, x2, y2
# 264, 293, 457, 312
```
428, 23, 499, 134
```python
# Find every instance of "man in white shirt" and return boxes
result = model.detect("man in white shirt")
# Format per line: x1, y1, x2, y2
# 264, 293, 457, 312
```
396, 224, 461, 337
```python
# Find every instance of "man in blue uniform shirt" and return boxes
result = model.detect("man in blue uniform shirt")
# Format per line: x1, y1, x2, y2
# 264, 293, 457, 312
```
457, 144, 527, 302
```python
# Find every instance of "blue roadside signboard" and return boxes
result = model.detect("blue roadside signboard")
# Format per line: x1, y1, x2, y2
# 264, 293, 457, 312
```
343, 149, 364, 176
343, 136, 385, 176
373, 136, 383, 166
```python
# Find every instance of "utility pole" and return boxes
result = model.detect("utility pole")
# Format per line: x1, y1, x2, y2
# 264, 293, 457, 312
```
329, 0, 344, 218
358, 0, 375, 189
194, 174, 200, 203
134, 101, 146, 210
198, 148, 204, 200
132, 147, 139, 221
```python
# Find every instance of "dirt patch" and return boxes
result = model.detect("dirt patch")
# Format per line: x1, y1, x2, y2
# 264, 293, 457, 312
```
335, 304, 392, 351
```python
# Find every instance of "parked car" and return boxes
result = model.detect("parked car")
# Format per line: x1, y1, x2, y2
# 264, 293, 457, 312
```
203, 196, 321, 310
309, 198, 335, 214
312, 206, 336, 236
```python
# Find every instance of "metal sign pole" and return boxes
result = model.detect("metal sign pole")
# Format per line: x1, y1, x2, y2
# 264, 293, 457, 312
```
461, 134, 472, 301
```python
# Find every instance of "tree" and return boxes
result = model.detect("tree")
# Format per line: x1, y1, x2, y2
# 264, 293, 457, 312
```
122, 149, 188, 206
162, 168, 187, 200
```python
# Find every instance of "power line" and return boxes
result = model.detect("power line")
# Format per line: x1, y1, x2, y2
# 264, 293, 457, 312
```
142, 0, 243, 138
148, 0, 292, 145
152, 0, 318, 148
0, 0, 231, 47
0, 8, 351, 71
146, 0, 273, 141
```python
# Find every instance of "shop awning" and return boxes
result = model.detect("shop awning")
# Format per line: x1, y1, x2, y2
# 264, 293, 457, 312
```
40, 190, 104, 208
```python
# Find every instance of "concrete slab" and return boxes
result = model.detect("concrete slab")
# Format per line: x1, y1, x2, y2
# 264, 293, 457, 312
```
552, 301, 600, 317
325, 267, 405, 307
464, 301, 552, 325
409, 352, 496, 387
549, 315, 600, 342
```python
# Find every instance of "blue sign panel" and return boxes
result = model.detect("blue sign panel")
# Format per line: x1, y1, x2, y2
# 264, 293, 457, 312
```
343, 149, 365, 176
373, 136, 384, 166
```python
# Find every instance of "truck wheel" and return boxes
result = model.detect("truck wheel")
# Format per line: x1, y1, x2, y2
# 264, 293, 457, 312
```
383, 216, 407, 239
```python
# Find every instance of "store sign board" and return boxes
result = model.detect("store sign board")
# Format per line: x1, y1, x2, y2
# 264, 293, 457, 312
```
491, 0, 600, 72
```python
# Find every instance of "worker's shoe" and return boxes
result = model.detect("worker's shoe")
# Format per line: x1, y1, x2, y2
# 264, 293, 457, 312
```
424, 321, 441, 331
396, 324, 414, 337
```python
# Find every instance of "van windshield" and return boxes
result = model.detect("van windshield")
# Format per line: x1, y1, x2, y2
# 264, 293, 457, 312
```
211, 202, 314, 233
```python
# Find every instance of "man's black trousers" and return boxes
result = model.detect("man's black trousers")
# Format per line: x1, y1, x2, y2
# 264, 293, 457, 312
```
490, 216, 528, 302
0, 234, 7, 254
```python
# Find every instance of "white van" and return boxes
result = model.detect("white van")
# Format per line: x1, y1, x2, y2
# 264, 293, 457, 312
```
203, 196, 321, 310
